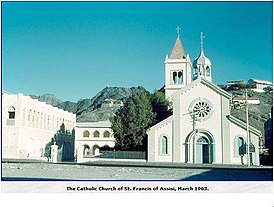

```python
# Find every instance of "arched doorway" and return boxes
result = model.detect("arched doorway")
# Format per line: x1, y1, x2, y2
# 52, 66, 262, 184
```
196, 137, 210, 163
93, 145, 100, 156
83, 144, 90, 156
62, 141, 72, 161
185, 130, 215, 164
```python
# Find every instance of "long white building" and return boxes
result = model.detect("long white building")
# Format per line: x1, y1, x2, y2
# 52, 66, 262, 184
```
248, 78, 273, 93
2, 91, 76, 159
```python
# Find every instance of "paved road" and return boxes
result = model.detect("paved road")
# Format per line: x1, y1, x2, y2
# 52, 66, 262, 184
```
2, 161, 272, 181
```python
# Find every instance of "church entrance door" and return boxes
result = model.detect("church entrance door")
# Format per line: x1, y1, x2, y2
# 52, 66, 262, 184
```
202, 144, 209, 163
196, 137, 210, 164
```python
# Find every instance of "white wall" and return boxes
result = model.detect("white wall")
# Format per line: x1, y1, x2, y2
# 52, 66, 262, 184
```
229, 122, 260, 165
147, 117, 173, 162
2, 92, 76, 159
173, 82, 224, 163
75, 122, 115, 156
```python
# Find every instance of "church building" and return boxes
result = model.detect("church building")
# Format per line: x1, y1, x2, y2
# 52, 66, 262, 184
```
147, 32, 261, 165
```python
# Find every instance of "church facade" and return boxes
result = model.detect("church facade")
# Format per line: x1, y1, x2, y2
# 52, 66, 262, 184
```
147, 33, 261, 165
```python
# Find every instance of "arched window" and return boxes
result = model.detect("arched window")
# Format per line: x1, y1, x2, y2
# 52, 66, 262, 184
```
32, 111, 36, 122
47, 115, 50, 130
57, 118, 59, 129
238, 137, 245, 155
28, 110, 32, 122
172, 72, 178, 84
193, 101, 211, 120
32, 111, 36, 127
8, 106, 15, 119
206, 67, 211, 77
83, 130, 90, 138
103, 131, 110, 138
40, 113, 43, 129
193, 67, 199, 79
178, 71, 183, 84
37, 112, 40, 128
93, 130, 100, 138
51, 116, 55, 130
235, 136, 246, 156
161, 136, 168, 155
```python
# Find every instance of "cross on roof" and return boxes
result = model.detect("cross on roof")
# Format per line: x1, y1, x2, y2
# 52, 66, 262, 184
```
176, 26, 181, 36
200, 32, 205, 52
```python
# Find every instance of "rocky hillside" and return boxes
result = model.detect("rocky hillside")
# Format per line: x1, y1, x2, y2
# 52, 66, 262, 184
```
30, 94, 63, 106
75, 86, 147, 118
228, 89, 273, 144
31, 86, 273, 144
30, 86, 147, 122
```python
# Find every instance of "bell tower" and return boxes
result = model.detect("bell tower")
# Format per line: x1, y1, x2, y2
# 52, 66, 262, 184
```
193, 32, 212, 82
165, 27, 192, 100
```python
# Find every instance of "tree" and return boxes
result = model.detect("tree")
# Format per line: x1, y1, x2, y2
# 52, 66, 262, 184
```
110, 92, 155, 150
264, 86, 273, 93
51, 123, 75, 161
150, 91, 172, 124
44, 138, 54, 161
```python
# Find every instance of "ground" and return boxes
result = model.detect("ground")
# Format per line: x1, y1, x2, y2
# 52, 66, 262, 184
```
1, 161, 272, 181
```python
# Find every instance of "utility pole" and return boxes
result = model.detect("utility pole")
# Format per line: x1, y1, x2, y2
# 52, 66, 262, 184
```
192, 111, 197, 131
245, 89, 250, 167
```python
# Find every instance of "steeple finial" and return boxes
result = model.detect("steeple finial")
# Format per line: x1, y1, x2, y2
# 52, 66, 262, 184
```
176, 26, 181, 36
200, 32, 205, 52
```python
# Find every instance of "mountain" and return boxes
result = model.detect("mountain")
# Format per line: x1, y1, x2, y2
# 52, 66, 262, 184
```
30, 86, 147, 122
229, 89, 273, 143
29, 94, 63, 106
57, 101, 78, 113
31, 86, 273, 145
75, 86, 147, 121
76, 106, 121, 122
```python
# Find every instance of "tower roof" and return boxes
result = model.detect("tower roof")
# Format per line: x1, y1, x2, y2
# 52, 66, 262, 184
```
170, 35, 186, 59
193, 50, 212, 68
193, 32, 212, 68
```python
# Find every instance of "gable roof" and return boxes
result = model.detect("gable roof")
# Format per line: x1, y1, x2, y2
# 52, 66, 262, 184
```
227, 115, 262, 137
171, 77, 232, 99
170, 36, 186, 59
147, 115, 173, 131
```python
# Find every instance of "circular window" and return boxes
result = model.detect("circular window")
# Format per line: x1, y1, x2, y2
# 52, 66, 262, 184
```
189, 98, 213, 121
193, 101, 211, 118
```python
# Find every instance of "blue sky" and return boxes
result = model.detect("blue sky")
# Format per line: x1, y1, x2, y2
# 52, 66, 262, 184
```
2, 1, 273, 102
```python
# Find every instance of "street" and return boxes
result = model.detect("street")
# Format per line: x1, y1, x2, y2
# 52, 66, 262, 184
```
2, 161, 272, 181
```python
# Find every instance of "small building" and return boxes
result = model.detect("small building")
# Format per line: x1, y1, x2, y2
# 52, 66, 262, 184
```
227, 80, 246, 86
248, 78, 273, 93
232, 95, 260, 106
75, 121, 115, 157
101, 98, 123, 108
2, 91, 76, 159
